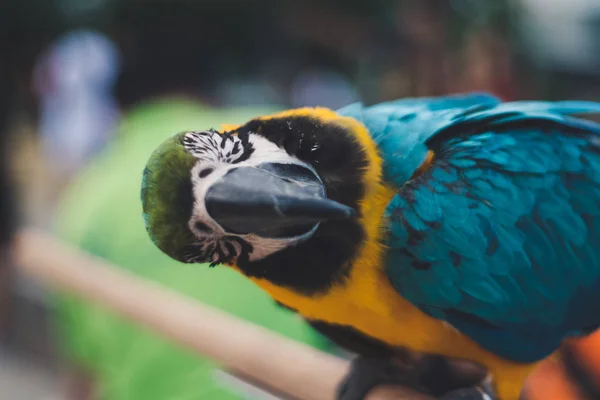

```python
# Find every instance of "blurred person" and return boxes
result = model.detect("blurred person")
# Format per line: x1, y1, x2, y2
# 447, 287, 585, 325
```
32, 29, 121, 185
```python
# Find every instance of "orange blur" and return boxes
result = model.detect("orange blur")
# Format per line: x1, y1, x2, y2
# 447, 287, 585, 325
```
523, 330, 600, 400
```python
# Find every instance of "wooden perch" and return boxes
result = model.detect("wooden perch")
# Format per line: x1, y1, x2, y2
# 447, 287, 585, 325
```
14, 228, 432, 400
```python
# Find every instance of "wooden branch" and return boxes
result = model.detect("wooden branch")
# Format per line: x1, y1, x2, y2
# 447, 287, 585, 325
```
14, 228, 432, 400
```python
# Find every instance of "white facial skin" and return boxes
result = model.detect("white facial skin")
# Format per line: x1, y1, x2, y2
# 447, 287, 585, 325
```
182, 130, 320, 264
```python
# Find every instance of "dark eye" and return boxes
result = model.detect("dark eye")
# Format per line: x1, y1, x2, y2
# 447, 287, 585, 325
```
195, 221, 211, 232
199, 168, 213, 178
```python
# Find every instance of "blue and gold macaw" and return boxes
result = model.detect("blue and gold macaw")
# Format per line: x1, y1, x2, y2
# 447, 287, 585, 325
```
140, 93, 600, 400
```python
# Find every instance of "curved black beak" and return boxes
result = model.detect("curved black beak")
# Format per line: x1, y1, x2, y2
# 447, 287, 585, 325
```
205, 163, 355, 238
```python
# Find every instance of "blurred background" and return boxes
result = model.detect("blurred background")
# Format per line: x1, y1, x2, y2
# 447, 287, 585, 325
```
1, 0, 599, 399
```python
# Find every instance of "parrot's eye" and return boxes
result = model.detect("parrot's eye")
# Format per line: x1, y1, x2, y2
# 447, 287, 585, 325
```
198, 168, 214, 178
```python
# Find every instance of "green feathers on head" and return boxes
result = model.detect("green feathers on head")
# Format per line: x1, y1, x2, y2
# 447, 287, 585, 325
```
141, 131, 197, 262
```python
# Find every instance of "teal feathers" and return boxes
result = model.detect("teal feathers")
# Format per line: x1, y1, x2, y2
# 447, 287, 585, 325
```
340, 93, 600, 363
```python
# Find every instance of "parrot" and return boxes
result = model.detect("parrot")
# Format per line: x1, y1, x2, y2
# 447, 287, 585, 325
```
140, 92, 600, 400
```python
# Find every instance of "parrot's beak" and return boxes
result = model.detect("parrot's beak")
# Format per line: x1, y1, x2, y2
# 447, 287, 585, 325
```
205, 163, 355, 238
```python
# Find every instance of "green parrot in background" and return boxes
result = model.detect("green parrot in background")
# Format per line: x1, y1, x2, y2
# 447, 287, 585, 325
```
54, 99, 334, 400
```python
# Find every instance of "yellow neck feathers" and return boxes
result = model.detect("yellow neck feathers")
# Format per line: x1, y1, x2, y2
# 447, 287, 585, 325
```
224, 108, 538, 400
230, 107, 397, 316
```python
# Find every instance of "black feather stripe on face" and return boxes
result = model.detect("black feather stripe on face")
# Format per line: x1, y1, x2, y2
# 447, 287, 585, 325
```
183, 130, 255, 165
230, 115, 370, 295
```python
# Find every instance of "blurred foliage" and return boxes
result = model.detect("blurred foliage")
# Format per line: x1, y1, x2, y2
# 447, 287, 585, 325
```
54, 100, 334, 400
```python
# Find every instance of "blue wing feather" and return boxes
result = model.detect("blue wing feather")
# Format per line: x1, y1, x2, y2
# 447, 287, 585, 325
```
337, 93, 502, 184
341, 93, 600, 363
